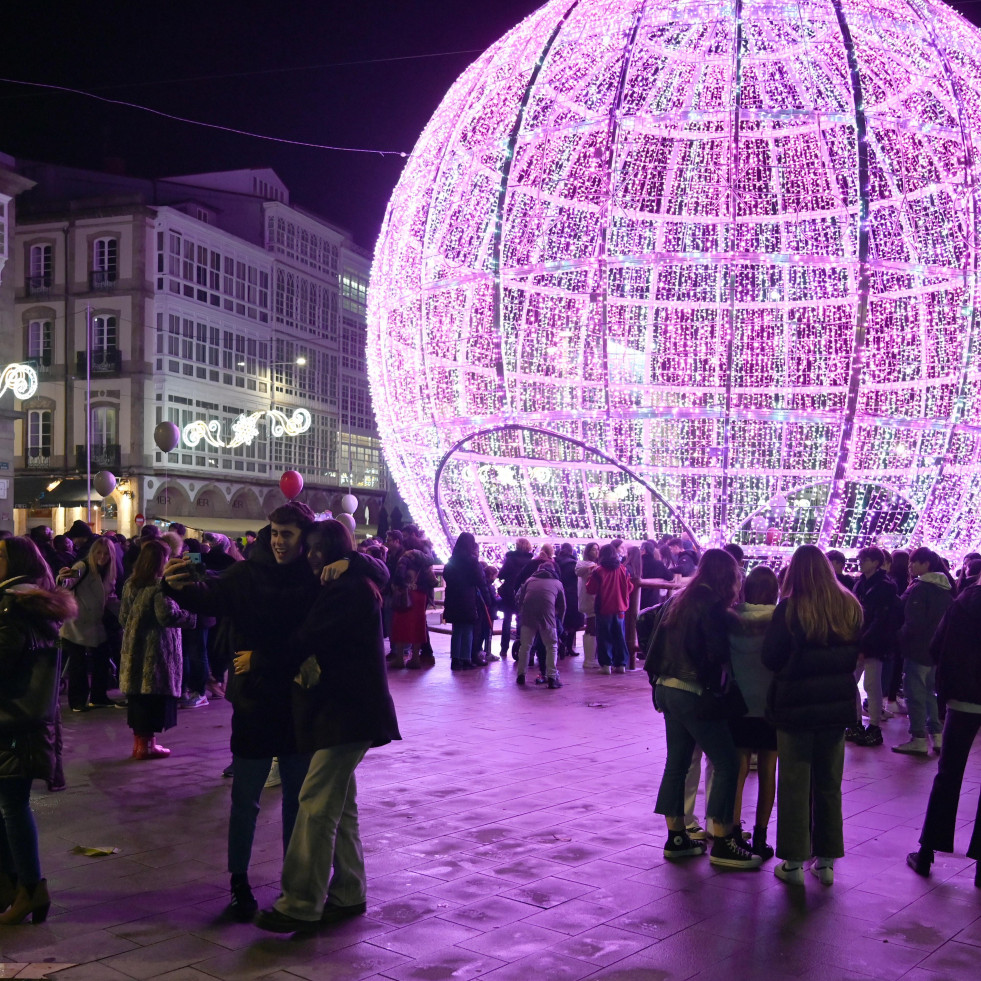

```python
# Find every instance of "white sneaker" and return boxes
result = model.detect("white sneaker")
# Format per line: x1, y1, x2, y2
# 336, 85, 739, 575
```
810, 859, 834, 885
774, 861, 804, 885
931, 733, 943, 753
599, 665, 611, 675
892, 737, 929, 755
885, 698, 907, 716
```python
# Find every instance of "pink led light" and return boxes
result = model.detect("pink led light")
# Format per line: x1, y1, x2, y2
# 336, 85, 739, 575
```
368, 0, 981, 558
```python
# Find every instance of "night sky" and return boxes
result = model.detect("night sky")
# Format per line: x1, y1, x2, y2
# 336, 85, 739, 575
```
2, 1, 981, 250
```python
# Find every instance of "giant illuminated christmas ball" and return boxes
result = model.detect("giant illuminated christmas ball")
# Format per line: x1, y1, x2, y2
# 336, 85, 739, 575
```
368, 0, 981, 559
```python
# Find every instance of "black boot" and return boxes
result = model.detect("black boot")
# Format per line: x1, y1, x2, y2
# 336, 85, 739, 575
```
906, 847, 933, 877
751, 826, 774, 860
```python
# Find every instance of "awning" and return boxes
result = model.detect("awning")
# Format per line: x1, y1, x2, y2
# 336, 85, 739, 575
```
14, 476, 102, 509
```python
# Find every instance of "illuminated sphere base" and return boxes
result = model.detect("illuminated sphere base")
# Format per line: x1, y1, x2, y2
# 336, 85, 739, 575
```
368, 0, 981, 559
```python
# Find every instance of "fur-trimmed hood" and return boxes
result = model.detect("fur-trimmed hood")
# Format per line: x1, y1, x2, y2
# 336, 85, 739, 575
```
0, 576, 77, 636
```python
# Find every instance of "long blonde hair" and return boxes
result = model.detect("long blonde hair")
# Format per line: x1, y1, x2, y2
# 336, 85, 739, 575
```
782, 545, 862, 645
86, 536, 118, 597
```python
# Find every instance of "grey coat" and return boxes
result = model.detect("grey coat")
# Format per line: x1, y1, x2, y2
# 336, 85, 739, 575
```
119, 580, 195, 697
59, 561, 109, 647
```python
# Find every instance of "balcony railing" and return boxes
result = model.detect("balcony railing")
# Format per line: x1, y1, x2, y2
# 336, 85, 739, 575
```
25, 450, 52, 470
26, 275, 52, 298
76, 348, 122, 375
76, 444, 121, 471
89, 270, 117, 292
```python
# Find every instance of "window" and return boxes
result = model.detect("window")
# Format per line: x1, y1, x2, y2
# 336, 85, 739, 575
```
27, 320, 53, 366
91, 406, 118, 447
93, 237, 118, 278
92, 315, 118, 352
27, 409, 52, 459
28, 244, 52, 292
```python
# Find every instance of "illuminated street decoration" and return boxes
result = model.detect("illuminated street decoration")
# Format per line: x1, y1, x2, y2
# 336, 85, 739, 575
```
182, 408, 312, 450
0, 362, 38, 401
368, 0, 981, 558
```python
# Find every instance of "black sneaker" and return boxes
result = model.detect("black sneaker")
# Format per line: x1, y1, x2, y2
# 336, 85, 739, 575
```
229, 879, 258, 922
664, 831, 707, 860
709, 834, 763, 869
854, 724, 883, 747
844, 725, 864, 742
547, 676, 562, 689
516, 673, 525, 686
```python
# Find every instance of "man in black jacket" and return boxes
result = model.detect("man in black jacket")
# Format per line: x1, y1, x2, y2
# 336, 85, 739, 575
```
251, 519, 400, 932
497, 538, 534, 658
892, 548, 952, 755
849, 546, 901, 747
162, 502, 320, 922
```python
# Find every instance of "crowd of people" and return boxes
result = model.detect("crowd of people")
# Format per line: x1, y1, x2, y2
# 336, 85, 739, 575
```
1, 512, 980, 933
0, 509, 399, 929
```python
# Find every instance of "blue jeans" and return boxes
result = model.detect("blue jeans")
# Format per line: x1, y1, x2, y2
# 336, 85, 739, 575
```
903, 661, 940, 738
653, 685, 739, 824
450, 623, 475, 665
595, 613, 629, 668
228, 753, 311, 876
0, 777, 41, 885
275, 742, 371, 921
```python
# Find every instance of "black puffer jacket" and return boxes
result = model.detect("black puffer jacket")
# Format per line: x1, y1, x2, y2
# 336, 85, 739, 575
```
930, 583, 981, 705
855, 569, 901, 660
162, 530, 319, 757
0, 578, 76, 785
262, 552, 401, 752
498, 549, 534, 610
442, 554, 485, 624
762, 601, 860, 731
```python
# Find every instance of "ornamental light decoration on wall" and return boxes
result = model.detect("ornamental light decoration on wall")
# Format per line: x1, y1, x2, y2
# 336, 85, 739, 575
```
367, 0, 981, 559
0, 362, 38, 401
182, 408, 312, 450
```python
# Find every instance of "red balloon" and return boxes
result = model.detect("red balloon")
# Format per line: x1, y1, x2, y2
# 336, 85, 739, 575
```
279, 470, 303, 500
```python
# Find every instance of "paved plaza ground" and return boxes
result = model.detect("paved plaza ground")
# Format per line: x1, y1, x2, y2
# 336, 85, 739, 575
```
1, 631, 979, 981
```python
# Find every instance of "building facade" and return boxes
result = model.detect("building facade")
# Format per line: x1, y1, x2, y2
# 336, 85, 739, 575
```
9, 161, 391, 537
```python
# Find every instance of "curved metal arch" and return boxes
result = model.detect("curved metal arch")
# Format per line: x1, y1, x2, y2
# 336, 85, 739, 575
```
432, 423, 702, 551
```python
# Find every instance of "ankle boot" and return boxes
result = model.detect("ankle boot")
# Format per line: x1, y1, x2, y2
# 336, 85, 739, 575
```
131, 733, 144, 759
906, 847, 933, 877
751, 826, 774, 860
0, 871, 17, 913
0, 879, 50, 925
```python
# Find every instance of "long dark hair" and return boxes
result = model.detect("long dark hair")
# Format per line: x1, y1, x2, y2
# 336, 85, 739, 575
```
130, 540, 169, 588
451, 532, 477, 562
308, 519, 355, 571
2, 536, 56, 590
663, 548, 740, 627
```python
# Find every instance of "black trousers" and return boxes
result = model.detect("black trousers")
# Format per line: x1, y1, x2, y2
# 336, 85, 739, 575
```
63, 638, 111, 709
920, 708, 981, 861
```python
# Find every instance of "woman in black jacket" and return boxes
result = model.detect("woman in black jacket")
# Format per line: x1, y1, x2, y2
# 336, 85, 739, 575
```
252, 519, 401, 932
907, 582, 981, 888
441, 532, 487, 671
649, 549, 761, 870
0, 537, 76, 924
762, 545, 862, 886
